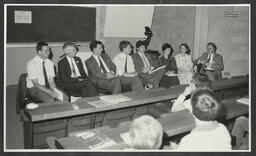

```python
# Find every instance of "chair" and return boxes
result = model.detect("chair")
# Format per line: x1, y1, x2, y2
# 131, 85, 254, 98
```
16, 73, 35, 114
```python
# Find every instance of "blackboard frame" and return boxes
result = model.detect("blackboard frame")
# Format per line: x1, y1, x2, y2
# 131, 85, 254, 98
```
6, 5, 100, 46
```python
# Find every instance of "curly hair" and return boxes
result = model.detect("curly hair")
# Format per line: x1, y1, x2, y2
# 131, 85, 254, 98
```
191, 89, 222, 121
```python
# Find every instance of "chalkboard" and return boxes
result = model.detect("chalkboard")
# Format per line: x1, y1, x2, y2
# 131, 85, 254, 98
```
7, 6, 96, 43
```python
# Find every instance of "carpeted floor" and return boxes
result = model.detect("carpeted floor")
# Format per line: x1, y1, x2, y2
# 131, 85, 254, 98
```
5, 85, 24, 149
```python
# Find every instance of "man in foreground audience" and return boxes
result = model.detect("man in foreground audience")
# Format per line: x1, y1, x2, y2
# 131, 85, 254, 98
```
58, 42, 98, 98
26, 41, 68, 103
85, 40, 121, 94
112, 40, 144, 92
132, 40, 165, 88
175, 89, 231, 151
122, 115, 163, 150
171, 73, 211, 112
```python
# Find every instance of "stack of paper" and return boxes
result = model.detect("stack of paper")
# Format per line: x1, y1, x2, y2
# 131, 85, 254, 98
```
237, 97, 249, 105
100, 95, 131, 104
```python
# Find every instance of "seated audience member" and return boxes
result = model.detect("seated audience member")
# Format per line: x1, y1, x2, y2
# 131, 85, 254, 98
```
175, 43, 194, 84
58, 42, 98, 98
175, 89, 232, 151
112, 41, 144, 92
122, 115, 163, 150
132, 40, 166, 88
172, 73, 211, 112
194, 42, 224, 81
85, 40, 122, 94
159, 43, 180, 88
26, 41, 68, 103
231, 116, 249, 150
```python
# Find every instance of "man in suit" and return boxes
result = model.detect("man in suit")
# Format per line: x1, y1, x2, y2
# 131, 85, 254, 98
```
132, 40, 166, 88
194, 42, 224, 81
26, 41, 69, 103
112, 40, 144, 92
85, 40, 122, 94
58, 42, 98, 97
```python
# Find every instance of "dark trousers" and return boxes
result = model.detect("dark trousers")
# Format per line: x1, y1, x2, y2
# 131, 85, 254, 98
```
159, 75, 180, 88
142, 68, 166, 88
28, 87, 68, 103
120, 76, 144, 92
63, 80, 99, 97
95, 77, 122, 94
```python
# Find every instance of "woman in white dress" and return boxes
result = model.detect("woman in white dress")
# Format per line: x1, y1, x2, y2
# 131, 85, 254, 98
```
175, 43, 194, 84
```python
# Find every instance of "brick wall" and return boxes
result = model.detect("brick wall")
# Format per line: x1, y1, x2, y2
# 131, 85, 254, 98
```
208, 6, 249, 77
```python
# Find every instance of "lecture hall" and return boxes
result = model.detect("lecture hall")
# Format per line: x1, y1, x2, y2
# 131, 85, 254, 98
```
5, 4, 250, 151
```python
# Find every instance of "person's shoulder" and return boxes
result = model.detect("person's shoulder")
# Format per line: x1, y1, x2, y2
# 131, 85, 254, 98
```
85, 55, 94, 63
215, 53, 222, 57
58, 56, 66, 63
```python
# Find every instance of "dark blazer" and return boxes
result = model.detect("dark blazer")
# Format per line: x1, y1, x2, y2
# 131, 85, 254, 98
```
132, 52, 160, 75
159, 56, 178, 74
194, 52, 224, 79
58, 56, 88, 85
85, 53, 116, 83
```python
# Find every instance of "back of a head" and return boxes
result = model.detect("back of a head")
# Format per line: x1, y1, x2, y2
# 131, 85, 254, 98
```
191, 89, 222, 121
129, 115, 163, 150
192, 73, 212, 89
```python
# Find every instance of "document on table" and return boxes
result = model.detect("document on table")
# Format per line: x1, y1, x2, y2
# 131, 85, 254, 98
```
99, 94, 131, 104
237, 96, 249, 105
54, 88, 64, 101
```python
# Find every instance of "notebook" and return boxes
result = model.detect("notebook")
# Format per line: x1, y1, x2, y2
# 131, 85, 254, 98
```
72, 129, 117, 149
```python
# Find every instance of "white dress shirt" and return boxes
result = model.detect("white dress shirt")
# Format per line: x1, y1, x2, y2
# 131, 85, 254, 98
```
112, 52, 136, 76
66, 56, 81, 78
26, 56, 55, 88
93, 54, 110, 73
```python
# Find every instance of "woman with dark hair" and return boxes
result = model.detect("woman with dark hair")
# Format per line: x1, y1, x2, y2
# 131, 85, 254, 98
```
175, 43, 194, 84
194, 42, 224, 81
175, 89, 232, 151
159, 43, 180, 88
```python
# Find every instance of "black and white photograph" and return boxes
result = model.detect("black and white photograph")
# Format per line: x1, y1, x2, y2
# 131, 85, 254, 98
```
2, 1, 252, 153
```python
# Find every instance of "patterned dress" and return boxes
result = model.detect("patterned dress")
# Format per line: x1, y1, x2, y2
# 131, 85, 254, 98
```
175, 53, 194, 84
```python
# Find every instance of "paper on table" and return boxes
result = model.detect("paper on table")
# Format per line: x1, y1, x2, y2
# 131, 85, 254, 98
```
100, 94, 131, 104
54, 88, 64, 101
237, 97, 249, 105
88, 100, 116, 107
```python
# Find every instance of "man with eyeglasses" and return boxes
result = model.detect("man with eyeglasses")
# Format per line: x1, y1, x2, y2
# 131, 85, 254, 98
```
58, 42, 98, 98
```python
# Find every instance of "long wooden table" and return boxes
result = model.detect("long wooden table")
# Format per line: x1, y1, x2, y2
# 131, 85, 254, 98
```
55, 98, 249, 150
22, 76, 248, 148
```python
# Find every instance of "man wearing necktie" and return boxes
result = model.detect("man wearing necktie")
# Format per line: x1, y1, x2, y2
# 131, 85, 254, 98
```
26, 41, 68, 103
112, 40, 144, 92
132, 40, 166, 88
58, 42, 98, 98
194, 42, 224, 81
85, 40, 122, 94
